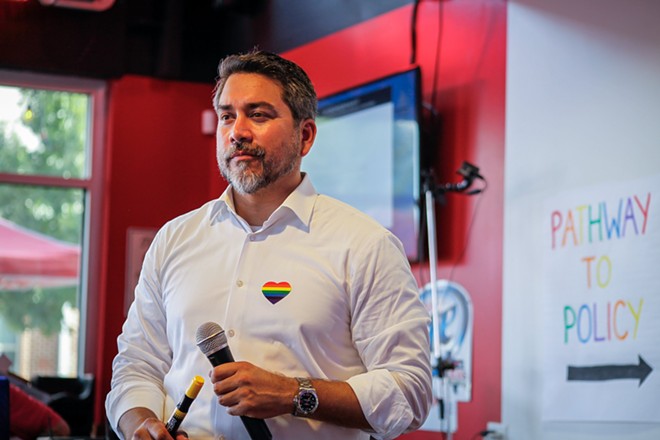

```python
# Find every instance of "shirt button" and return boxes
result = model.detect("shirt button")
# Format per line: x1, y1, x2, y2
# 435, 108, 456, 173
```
236, 280, 243, 287
249, 235, 256, 241
227, 330, 235, 337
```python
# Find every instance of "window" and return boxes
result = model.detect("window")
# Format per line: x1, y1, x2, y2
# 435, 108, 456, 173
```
0, 70, 105, 379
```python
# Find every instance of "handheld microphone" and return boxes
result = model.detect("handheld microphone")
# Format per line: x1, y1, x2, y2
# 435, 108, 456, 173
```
196, 322, 273, 440
166, 375, 205, 436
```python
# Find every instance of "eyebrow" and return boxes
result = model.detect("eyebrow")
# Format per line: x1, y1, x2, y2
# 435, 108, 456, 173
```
217, 102, 278, 113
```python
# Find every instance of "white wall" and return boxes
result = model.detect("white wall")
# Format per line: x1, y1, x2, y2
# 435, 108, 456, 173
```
504, 1, 660, 439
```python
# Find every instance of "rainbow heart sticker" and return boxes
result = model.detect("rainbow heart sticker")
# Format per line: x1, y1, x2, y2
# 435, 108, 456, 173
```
261, 281, 292, 304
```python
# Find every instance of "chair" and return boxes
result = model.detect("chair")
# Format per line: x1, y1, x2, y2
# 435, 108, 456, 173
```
31, 374, 95, 436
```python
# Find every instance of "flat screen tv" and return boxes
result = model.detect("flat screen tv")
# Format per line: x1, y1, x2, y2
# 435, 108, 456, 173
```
302, 68, 422, 261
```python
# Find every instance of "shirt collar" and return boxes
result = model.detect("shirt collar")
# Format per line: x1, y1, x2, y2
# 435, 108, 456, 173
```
209, 173, 317, 229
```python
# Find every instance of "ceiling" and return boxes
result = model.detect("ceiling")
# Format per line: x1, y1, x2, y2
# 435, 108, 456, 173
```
0, 0, 412, 83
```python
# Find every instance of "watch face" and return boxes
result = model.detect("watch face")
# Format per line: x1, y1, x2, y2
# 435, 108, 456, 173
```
299, 390, 318, 414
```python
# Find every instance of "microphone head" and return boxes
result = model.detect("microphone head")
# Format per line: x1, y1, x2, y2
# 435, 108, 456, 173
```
196, 322, 227, 357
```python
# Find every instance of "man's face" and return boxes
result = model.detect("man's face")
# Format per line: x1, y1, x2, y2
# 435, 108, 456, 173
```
215, 73, 306, 195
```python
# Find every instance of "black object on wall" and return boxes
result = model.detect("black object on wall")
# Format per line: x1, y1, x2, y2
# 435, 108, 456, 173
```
0, 0, 412, 83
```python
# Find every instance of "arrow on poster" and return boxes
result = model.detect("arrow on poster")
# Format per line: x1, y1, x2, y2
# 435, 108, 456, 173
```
567, 355, 653, 386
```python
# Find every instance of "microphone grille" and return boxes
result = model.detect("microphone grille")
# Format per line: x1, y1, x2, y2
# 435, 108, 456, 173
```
196, 322, 227, 357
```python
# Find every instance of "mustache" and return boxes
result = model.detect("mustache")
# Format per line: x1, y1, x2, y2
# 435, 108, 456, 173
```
224, 142, 266, 160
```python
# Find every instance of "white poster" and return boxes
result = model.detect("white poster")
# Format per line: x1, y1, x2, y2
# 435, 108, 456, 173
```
541, 175, 660, 421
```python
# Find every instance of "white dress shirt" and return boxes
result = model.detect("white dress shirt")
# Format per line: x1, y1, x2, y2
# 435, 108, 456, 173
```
106, 175, 432, 440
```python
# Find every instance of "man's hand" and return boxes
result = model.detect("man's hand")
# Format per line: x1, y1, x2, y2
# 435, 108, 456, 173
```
209, 361, 371, 430
210, 361, 297, 419
118, 407, 188, 440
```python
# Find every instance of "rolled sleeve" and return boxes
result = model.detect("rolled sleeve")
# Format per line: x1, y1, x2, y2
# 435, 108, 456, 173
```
348, 234, 433, 439
105, 380, 166, 436
347, 369, 413, 439
348, 318, 433, 439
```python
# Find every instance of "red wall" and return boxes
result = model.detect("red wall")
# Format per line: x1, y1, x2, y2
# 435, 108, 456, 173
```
96, 75, 219, 426
96, 2, 506, 439
284, 2, 506, 438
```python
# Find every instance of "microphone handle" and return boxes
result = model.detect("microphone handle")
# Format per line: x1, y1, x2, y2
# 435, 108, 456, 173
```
241, 416, 273, 440
208, 347, 235, 365
207, 348, 273, 440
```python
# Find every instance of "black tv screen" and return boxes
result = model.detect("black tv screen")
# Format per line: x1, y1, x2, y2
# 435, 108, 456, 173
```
303, 68, 422, 261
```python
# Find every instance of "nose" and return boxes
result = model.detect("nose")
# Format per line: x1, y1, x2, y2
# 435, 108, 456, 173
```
229, 114, 253, 145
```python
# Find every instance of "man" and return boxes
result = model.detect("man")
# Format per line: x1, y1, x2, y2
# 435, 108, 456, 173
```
106, 50, 431, 440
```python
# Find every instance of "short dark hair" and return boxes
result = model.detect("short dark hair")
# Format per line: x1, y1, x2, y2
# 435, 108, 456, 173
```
213, 49, 318, 123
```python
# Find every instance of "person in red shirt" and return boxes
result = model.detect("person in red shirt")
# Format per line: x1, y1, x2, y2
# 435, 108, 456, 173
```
9, 383, 70, 440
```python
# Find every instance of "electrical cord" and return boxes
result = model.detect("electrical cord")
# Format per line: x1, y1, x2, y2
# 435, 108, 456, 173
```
430, 0, 444, 113
410, 0, 421, 65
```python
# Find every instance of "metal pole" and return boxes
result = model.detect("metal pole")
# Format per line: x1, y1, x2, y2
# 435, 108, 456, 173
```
425, 188, 441, 361
426, 187, 453, 440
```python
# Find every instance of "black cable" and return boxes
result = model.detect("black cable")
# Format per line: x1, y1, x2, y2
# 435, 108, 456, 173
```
417, 0, 445, 279
424, 0, 444, 178
430, 0, 444, 112
414, 0, 487, 296
410, 0, 421, 65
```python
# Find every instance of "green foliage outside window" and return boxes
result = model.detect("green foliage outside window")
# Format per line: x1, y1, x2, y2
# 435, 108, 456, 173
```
0, 87, 88, 335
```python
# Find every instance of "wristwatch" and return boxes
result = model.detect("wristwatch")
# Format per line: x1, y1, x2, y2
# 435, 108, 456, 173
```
293, 377, 319, 417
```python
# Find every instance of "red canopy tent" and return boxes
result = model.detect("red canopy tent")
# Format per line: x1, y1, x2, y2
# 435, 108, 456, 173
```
0, 217, 80, 290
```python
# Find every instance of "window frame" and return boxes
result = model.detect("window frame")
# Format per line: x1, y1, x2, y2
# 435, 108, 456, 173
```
0, 68, 106, 376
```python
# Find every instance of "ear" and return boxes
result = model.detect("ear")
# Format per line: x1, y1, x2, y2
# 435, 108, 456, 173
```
299, 118, 317, 157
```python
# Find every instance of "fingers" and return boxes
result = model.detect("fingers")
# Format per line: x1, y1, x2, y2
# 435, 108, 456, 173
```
209, 362, 296, 419
131, 417, 171, 440
213, 369, 255, 414
211, 362, 264, 415
211, 361, 257, 398
209, 360, 250, 382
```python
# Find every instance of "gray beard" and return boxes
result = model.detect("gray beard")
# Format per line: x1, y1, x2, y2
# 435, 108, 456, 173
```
226, 159, 272, 194
218, 143, 299, 195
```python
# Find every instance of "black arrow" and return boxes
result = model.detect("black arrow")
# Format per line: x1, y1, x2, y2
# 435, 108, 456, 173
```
567, 355, 653, 386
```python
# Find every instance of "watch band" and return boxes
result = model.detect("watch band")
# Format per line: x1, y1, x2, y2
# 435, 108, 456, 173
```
296, 377, 313, 389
